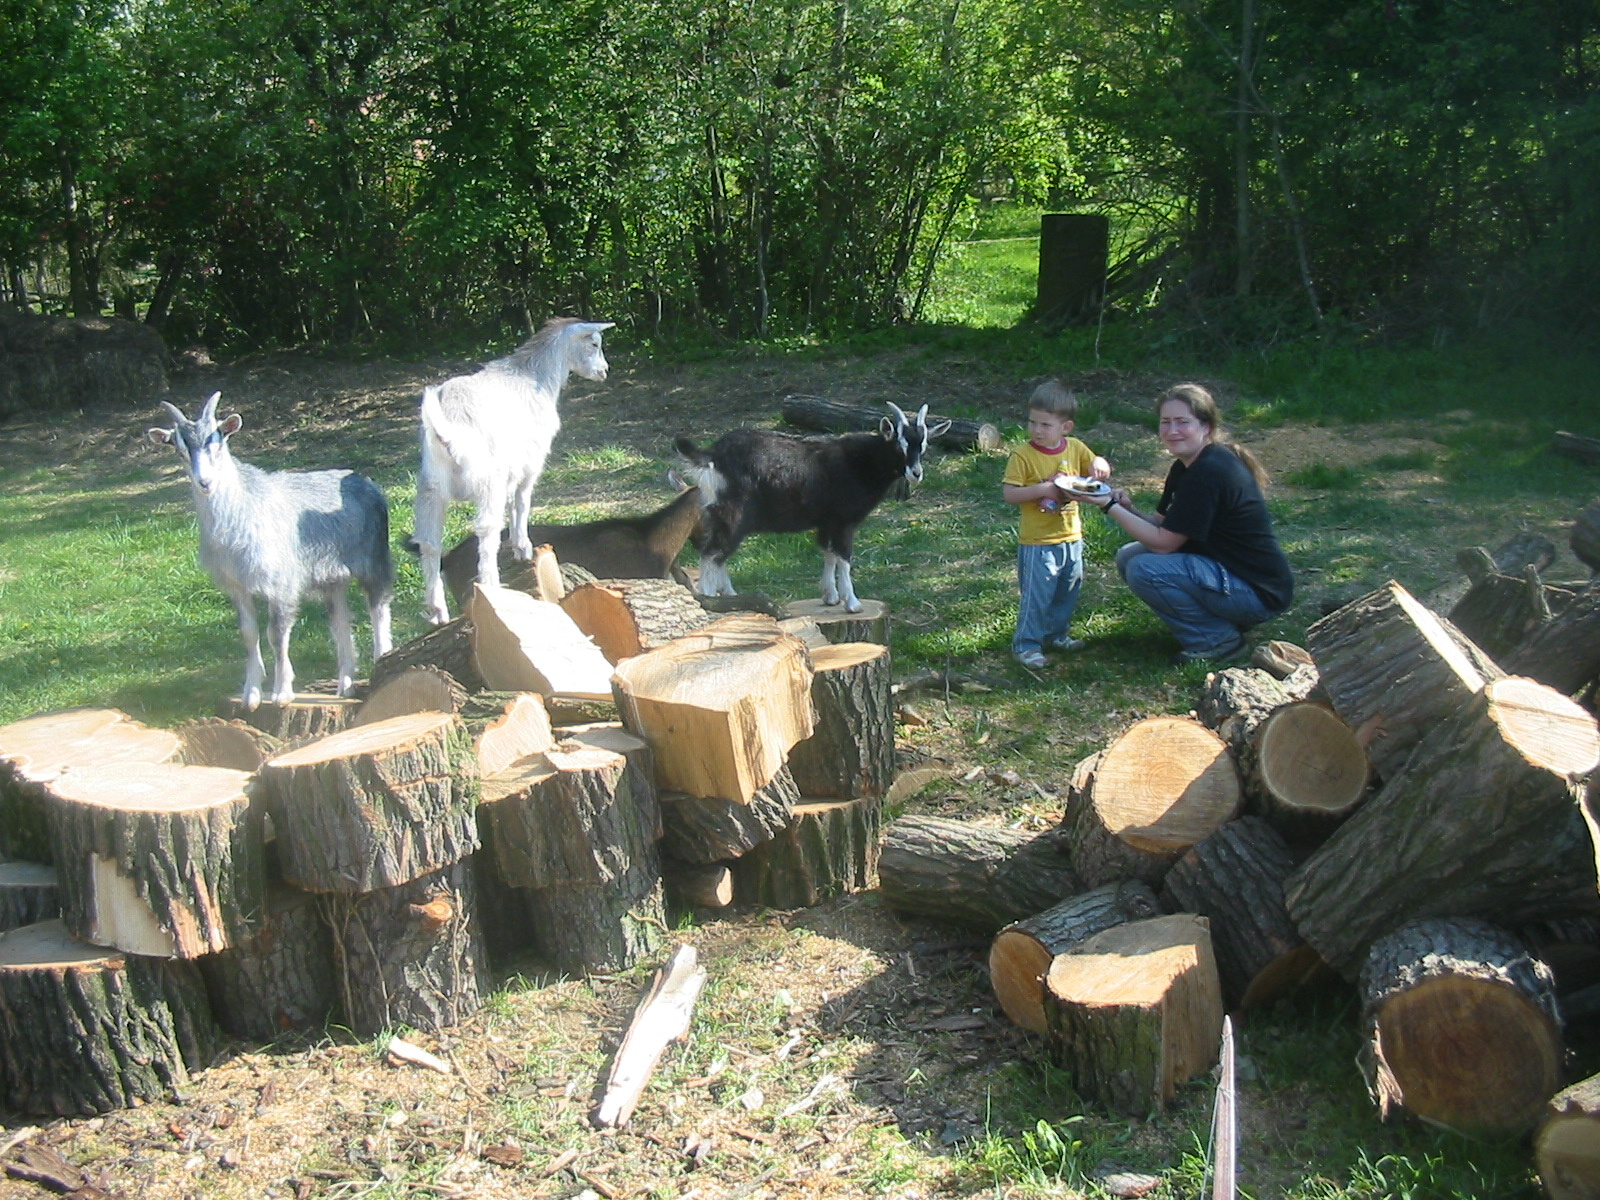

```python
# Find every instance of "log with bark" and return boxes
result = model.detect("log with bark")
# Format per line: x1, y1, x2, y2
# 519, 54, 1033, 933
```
1518, 916, 1600, 996
1285, 676, 1600, 977
0, 862, 59, 933
784, 642, 894, 800
661, 858, 735, 912
1305, 580, 1502, 781
1160, 818, 1327, 1008
781, 598, 891, 647
1422, 530, 1559, 613
1574, 498, 1600, 575
876, 815, 1081, 933
256, 712, 481, 893
731, 796, 884, 910
0, 708, 182, 864
525, 853, 667, 976
197, 882, 339, 1040
1502, 579, 1600, 696
0, 919, 217, 1116
988, 881, 1162, 1032
467, 584, 616, 700
218, 695, 361, 744
46, 762, 264, 958
352, 665, 469, 727
612, 614, 814, 803
1041, 913, 1224, 1116
1447, 561, 1577, 661
779, 394, 1001, 452
1359, 918, 1561, 1136
1240, 701, 1370, 844
1537, 1071, 1600, 1200
561, 577, 713, 662
1061, 719, 1242, 888
1555, 431, 1600, 467
173, 717, 281, 771
1196, 666, 1316, 759
658, 767, 799, 864
593, 943, 709, 1129
322, 859, 491, 1037
369, 616, 487, 693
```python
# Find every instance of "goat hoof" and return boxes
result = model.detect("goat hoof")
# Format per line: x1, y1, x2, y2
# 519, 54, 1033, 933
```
270, 689, 296, 705
422, 606, 450, 626
242, 689, 262, 713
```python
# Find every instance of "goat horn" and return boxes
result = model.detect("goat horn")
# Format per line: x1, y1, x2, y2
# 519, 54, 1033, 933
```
159, 400, 186, 424
885, 401, 908, 424
915, 403, 930, 423
201, 391, 222, 420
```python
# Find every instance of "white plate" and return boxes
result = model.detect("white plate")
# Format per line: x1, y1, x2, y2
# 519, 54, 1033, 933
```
1055, 474, 1110, 496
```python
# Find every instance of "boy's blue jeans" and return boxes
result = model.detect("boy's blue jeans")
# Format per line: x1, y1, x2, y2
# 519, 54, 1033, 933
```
1014, 540, 1083, 656
1116, 542, 1274, 655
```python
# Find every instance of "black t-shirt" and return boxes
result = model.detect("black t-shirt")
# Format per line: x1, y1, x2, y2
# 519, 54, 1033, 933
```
1157, 444, 1294, 612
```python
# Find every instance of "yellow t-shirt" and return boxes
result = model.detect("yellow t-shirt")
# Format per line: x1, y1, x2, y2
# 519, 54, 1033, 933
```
1003, 436, 1098, 545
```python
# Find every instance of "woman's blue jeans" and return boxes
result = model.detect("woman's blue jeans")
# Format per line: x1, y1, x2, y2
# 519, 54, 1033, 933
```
1014, 540, 1083, 655
1116, 542, 1274, 655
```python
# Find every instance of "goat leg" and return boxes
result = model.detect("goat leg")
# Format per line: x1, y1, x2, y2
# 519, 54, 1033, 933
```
328, 588, 358, 698
413, 482, 452, 625
233, 592, 266, 712
266, 601, 299, 705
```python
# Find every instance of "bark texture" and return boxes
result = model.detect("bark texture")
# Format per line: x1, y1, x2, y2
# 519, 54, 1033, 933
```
731, 796, 884, 909
784, 643, 894, 800
198, 882, 339, 1040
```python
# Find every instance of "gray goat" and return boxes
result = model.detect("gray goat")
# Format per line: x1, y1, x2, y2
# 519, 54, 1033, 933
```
148, 392, 395, 709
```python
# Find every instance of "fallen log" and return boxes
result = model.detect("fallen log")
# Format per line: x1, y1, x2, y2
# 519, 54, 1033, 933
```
730, 796, 884, 910
369, 616, 487, 693
560, 577, 713, 662
1537, 1071, 1600, 1200
593, 943, 708, 1129
780, 394, 1001, 453
1360, 918, 1561, 1136
784, 642, 895, 800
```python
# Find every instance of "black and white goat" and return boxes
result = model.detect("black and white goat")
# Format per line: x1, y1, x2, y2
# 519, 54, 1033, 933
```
148, 392, 394, 709
673, 402, 949, 612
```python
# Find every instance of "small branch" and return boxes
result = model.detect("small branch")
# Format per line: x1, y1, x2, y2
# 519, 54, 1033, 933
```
593, 943, 709, 1129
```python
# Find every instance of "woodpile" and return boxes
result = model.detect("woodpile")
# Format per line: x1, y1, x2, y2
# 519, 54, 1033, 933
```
0, 560, 898, 1115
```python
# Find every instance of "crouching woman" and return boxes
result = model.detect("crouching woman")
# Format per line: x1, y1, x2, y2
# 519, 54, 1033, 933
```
1064, 383, 1293, 665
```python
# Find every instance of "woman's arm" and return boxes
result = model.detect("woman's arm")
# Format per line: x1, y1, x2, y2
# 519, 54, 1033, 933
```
1099, 492, 1187, 552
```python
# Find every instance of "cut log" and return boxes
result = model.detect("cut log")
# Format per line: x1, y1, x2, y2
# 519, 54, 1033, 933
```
1241, 701, 1370, 843
989, 881, 1162, 1032
1196, 667, 1302, 758
1423, 531, 1560, 613
1574, 498, 1600, 575
1555, 431, 1600, 466
1041, 913, 1223, 1116
1448, 567, 1577, 661
322, 859, 491, 1037
467, 584, 616, 699
1360, 918, 1561, 1135
781, 598, 890, 646
661, 858, 734, 911
779, 394, 1001, 452
1305, 580, 1502, 781
370, 616, 486, 693
46, 762, 263, 958
174, 717, 281, 771
1161, 817, 1327, 1008
1062, 719, 1242, 888
197, 882, 339, 1040
1519, 916, 1600, 996
1286, 676, 1600, 977
1538, 1071, 1600, 1200
0, 862, 59, 932
525, 853, 666, 976
877, 815, 1080, 933
218, 695, 361, 744
612, 614, 814, 803
0, 920, 217, 1116
461, 692, 555, 776
730, 796, 884, 910
593, 943, 709, 1129
560, 577, 713, 663
785, 643, 894, 800
353, 665, 469, 727
1503, 579, 1600, 696
1248, 640, 1314, 680
256, 712, 481, 893
659, 767, 799, 864
0, 709, 182, 863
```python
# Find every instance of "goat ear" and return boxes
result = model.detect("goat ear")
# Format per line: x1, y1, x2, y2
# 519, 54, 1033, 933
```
580, 321, 615, 335
147, 427, 174, 446
878, 416, 896, 438
219, 413, 243, 435
927, 419, 953, 438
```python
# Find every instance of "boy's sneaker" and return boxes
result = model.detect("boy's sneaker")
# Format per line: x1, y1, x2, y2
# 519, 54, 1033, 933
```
1044, 635, 1087, 653
1015, 650, 1048, 669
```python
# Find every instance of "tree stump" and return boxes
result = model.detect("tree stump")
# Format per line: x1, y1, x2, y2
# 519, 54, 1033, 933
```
46, 762, 264, 958
0, 862, 59, 932
1042, 913, 1223, 1116
174, 717, 282, 771
462, 691, 555, 775
0, 708, 182, 863
781, 598, 890, 646
1062, 719, 1242, 888
353, 665, 470, 727
658, 767, 799, 864
989, 881, 1162, 1032
0, 919, 217, 1116
1537, 1071, 1600, 1200
779, 394, 1001, 452
876, 815, 1081, 933
1305, 580, 1502, 781
731, 796, 884, 909
1360, 918, 1561, 1136
256, 712, 480, 893
1161, 818, 1326, 1008
613, 614, 814, 803
218, 695, 361, 744
1241, 701, 1370, 844
561, 577, 713, 662
198, 882, 339, 1041
1503, 579, 1600, 697
1286, 676, 1600, 977
468, 584, 616, 699
525, 855, 666, 976
1574, 498, 1600, 575
322, 859, 491, 1037
785, 643, 894, 800
370, 616, 486, 693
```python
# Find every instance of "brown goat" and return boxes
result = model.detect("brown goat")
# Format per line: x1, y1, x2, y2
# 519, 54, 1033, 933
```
439, 485, 703, 610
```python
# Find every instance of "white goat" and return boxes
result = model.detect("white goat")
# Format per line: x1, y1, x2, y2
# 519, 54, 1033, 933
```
148, 392, 395, 709
412, 316, 614, 625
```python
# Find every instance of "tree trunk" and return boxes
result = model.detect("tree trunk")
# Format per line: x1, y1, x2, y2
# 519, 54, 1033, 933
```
218, 695, 362, 746
198, 882, 339, 1040
659, 767, 799, 864
785, 643, 894, 800
256, 712, 481, 893
1573, 498, 1600, 575
174, 718, 281, 772
47, 762, 264, 958
1305, 580, 1502, 781
560, 578, 713, 662
0, 862, 59, 933
1503, 580, 1600, 696
323, 859, 491, 1037
0, 919, 217, 1116
1537, 1071, 1600, 1200
1286, 677, 1600, 977
780, 598, 890, 646
877, 815, 1081, 933
1196, 665, 1306, 758
525, 855, 666, 976
731, 796, 883, 909
369, 616, 486, 693
1360, 918, 1560, 1136
989, 881, 1162, 1032
1041, 914, 1224, 1116
1062, 719, 1242, 888
1241, 701, 1370, 845
1161, 817, 1327, 1008
779, 394, 1000, 453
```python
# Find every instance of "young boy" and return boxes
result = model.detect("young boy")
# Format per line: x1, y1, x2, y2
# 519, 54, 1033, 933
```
1001, 381, 1111, 668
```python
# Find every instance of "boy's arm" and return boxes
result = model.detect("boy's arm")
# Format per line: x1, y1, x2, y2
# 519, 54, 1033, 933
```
1003, 480, 1062, 506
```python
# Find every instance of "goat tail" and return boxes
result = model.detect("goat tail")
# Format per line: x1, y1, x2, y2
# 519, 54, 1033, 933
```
418, 385, 452, 448
672, 437, 723, 503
